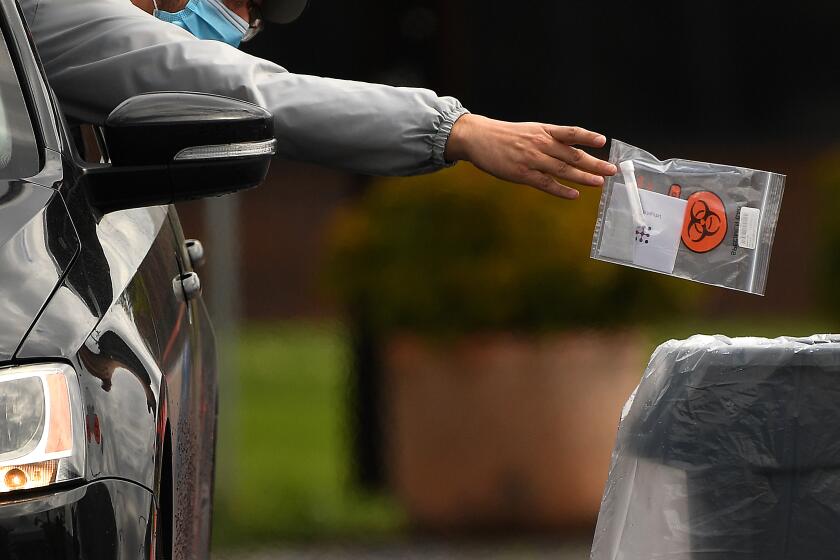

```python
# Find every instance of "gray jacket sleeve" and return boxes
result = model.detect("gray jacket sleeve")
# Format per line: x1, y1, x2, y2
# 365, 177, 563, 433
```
20, 0, 468, 176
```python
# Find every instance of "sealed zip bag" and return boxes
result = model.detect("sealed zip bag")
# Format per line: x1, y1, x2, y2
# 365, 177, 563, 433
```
590, 140, 785, 294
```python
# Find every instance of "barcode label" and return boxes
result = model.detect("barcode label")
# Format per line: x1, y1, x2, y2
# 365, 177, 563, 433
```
738, 207, 760, 250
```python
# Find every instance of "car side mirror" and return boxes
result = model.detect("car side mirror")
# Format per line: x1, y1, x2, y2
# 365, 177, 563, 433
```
83, 92, 275, 213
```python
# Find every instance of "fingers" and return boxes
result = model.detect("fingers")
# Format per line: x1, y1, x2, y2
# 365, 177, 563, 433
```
545, 125, 607, 148
539, 141, 617, 177
529, 152, 606, 187
520, 170, 580, 199
458, 117, 616, 200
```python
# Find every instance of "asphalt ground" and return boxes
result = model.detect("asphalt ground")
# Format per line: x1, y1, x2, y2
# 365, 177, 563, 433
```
214, 539, 591, 559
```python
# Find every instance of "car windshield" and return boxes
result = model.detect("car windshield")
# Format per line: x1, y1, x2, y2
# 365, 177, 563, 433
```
0, 28, 39, 179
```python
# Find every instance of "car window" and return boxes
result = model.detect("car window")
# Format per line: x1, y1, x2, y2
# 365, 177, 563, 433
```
0, 28, 39, 179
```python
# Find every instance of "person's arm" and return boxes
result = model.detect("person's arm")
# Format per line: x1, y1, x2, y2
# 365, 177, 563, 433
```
446, 114, 615, 199
23, 0, 614, 192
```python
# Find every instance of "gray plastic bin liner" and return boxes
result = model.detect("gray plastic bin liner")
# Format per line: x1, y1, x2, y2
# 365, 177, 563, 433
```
591, 334, 840, 560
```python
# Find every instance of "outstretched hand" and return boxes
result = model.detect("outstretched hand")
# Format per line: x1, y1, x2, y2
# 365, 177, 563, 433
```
444, 114, 617, 199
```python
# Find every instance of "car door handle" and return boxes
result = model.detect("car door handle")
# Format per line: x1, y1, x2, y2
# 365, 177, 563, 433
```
185, 239, 205, 268
174, 272, 202, 302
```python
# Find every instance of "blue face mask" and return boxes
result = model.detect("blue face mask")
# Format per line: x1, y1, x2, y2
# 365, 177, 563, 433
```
153, 0, 249, 48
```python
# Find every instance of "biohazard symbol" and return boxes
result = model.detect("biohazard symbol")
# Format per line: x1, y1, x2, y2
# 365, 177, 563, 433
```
681, 191, 727, 253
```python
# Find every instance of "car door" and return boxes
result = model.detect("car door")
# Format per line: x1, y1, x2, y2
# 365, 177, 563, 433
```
137, 206, 217, 560
167, 207, 218, 556
19, 188, 217, 560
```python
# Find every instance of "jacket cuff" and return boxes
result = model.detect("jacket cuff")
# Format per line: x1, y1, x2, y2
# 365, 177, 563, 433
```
429, 100, 470, 169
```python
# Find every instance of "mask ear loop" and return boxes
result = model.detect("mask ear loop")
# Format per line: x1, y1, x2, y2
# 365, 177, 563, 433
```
619, 160, 647, 229
151, 0, 159, 11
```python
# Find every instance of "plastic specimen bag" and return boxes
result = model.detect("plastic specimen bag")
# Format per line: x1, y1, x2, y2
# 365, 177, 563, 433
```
590, 140, 785, 295
591, 334, 840, 560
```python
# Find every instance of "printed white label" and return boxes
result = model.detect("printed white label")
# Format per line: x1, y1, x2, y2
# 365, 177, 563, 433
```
631, 189, 688, 274
738, 207, 760, 250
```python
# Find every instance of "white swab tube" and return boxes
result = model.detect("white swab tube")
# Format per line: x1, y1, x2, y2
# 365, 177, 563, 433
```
619, 160, 646, 229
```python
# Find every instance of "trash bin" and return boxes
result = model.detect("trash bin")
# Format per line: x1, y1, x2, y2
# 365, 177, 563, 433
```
591, 334, 840, 560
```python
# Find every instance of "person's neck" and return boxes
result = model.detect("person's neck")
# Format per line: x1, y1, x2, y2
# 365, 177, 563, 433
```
130, 0, 155, 14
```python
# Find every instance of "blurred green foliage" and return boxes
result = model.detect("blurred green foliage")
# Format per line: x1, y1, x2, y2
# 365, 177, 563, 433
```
209, 318, 835, 549
212, 323, 405, 548
326, 164, 696, 334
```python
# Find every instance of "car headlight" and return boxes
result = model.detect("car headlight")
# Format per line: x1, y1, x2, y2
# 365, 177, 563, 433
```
0, 364, 84, 492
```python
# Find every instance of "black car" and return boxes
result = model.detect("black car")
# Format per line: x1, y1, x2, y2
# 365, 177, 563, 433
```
0, 0, 275, 557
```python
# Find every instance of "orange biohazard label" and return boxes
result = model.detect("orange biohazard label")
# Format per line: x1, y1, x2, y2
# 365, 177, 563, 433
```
682, 191, 727, 253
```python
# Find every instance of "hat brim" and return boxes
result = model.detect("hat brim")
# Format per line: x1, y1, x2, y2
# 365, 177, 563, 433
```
261, 0, 308, 24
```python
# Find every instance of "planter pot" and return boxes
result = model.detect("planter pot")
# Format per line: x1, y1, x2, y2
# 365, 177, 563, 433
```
382, 330, 646, 532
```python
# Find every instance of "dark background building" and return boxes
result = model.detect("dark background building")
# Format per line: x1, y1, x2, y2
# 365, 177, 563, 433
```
180, 3, 840, 550
180, 0, 840, 320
